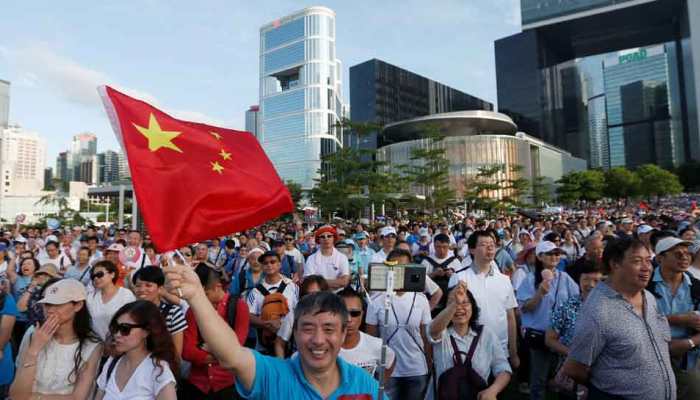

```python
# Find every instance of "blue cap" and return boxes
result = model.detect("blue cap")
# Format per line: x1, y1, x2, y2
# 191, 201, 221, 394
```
0, 243, 7, 252
353, 232, 368, 240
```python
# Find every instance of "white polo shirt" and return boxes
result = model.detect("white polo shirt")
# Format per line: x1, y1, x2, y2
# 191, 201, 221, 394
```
448, 262, 517, 353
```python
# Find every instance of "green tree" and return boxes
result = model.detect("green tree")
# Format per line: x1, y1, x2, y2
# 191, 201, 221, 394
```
677, 161, 700, 192
285, 180, 304, 212
635, 164, 683, 202
462, 164, 529, 214
604, 167, 640, 203
531, 176, 553, 207
403, 124, 455, 213
556, 170, 605, 205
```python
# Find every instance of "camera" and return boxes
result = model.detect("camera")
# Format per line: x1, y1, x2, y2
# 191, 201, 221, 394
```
367, 263, 425, 292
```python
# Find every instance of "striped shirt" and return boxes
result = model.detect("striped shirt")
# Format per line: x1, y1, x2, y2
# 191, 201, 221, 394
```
159, 301, 188, 335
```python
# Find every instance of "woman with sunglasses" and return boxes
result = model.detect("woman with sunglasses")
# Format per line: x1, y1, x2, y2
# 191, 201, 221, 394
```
87, 260, 136, 341
10, 279, 102, 399
96, 300, 177, 400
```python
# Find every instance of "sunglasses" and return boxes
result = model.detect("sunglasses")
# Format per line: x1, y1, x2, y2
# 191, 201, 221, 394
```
284, 238, 294, 242
111, 322, 146, 336
181, 252, 192, 257
348, 310, 362, 318
91, 271, 106, 280
318, 235, 334, 240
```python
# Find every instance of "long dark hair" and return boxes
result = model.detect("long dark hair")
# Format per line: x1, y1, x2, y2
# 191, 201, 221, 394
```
69, 300, 101, 384
110, 300, 178, 376
534, 257, 546, 289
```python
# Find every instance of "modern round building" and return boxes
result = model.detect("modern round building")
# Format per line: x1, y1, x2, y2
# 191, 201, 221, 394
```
377, 110, 586, 198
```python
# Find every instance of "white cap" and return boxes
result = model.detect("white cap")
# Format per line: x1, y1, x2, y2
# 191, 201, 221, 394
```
106, 243, 125, 252
380, 226, 397, 237
45, 235, 59, 243
690, 240, 700, 257
38, 279, 87, 305
655, 237, 693, 255
418, 228, 430, 237
13, 236, 27, 244
637, 225, 656, 235
621, 218, 634, 225
535, 241, 565, 256
518, 229, 534, 240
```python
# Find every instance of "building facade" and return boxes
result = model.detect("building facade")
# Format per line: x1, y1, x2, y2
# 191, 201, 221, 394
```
245, 105, 261, 139
349, 59, 493, 153
0, 80, 9, 129
259, 6, 346, 189
495, 0, 700, 169
98, 150, 122, 184
376, 111, 586, 199
0, 125, 46, 196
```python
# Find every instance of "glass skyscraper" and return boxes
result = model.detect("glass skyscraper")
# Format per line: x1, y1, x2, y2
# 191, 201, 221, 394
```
496, 0, 700, 169
0, 80, 9, 129
259, 6, 345, 189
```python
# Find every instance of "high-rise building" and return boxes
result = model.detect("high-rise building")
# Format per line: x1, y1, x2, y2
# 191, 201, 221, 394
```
245, 105, 261, 139
495, 0, 700, 169
78, 155, 99, 185
0, 80, 9, 129
56, 152, 69, 182
349, 59, 493, 154
43, 167, 53, 190
117, 150, 130, 180
69, 133, 97, 182
97, 150, 121, 184
259, 6, 346, 189
0, 125, 46, 196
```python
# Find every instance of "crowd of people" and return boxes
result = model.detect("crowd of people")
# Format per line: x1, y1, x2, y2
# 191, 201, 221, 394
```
0, 205, 698, 399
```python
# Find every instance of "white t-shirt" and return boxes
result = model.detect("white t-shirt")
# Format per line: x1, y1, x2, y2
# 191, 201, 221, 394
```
37, 253, 71, 271
284, 248, 304, 266
246, 276, 299, 316
16, 326, 101, 395
366, 292, 431, 377
448, 263, 517, 353
339, 331, 396, 378
87, 287, 137, 340
304, 248, 350, 280
371, 249, 390, 264
97, 355, 175, 400
421, 255, 461, 274
277, 310, 295, 342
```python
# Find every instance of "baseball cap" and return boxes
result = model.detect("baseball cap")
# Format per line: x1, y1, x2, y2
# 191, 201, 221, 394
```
14, 236, 27, 244
353, 232, 368, 240
106, 243, 125, 252
655, 237, 693, 255
271, 239, 285, 247
314, 225, 337, 239
516, 243, 537, 264
535, 241, 565, 256
621, 218, 634, 225
0, 243, 7, 252
45, 235, 59, 243
637, 225, 656, 235
380, 226, 397, 237
418, 228, 430, 237
336, 229, 346, 236
38, 279, 87, 305
247, 247, 265, 259
35, 263, 60, 278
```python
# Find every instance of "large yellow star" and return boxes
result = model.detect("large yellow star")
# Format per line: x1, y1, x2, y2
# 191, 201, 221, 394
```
219, 148, 232, 161
211, 161, 224, 174
133, 114, 183, 153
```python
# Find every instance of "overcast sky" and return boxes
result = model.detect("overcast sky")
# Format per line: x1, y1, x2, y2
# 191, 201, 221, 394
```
0, 0, 521, 163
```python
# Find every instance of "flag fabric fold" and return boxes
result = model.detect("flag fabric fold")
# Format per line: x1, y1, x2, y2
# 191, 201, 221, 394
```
99, 86, 293, 251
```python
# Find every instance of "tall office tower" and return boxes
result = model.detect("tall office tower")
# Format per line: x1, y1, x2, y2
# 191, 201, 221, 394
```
349, 58, 493, 155
43, 167, 53, 190
0, 125, 46, 196
259, 6, 346, 189
98, 150, 122, 184
117, 150, 130, 180
245, 105, 261, 139
56, 152, 69, 182
495, 0, 700, 169
69, 132, 97, 182
0, 80, 9, 129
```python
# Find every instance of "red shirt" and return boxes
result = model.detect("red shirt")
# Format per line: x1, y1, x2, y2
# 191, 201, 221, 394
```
182, 293, 250, 393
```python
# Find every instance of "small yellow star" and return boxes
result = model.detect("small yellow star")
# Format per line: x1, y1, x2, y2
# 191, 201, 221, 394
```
210, 131, 222, 140
211, 161, 224, 174
133, 114, 183, 153
219, 149, 232, 161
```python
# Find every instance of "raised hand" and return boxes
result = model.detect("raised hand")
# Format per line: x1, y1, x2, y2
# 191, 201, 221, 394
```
28, 315, 60, 354
163, 262, 205, 301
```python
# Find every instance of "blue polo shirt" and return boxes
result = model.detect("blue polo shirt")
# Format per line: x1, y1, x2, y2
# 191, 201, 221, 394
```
651, 267, 699, 369
516, 270, 580, 331
237, 349, 386, 399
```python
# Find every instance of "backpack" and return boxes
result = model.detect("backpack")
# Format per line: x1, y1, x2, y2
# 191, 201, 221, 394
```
257, 281, 290, 349
437, 326, 488, 400
425, 256, 458, 309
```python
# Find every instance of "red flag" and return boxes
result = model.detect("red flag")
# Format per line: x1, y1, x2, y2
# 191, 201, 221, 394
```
99, 86, 293, 251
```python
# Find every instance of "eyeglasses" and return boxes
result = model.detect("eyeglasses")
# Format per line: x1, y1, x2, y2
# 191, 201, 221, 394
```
348, 310, 363, 318
284, 238, 294, 242
110, 322, 146, 336
91, 271, 105, 280
670, 251, 691, 260
318, 235, 334, 240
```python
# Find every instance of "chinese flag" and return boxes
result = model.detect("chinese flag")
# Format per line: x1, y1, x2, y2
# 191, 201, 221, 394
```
99, 86, 293, 251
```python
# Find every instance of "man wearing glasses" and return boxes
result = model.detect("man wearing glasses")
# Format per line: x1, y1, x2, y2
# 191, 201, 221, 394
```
303, 225, 350, 291
649, 236, 700, 398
